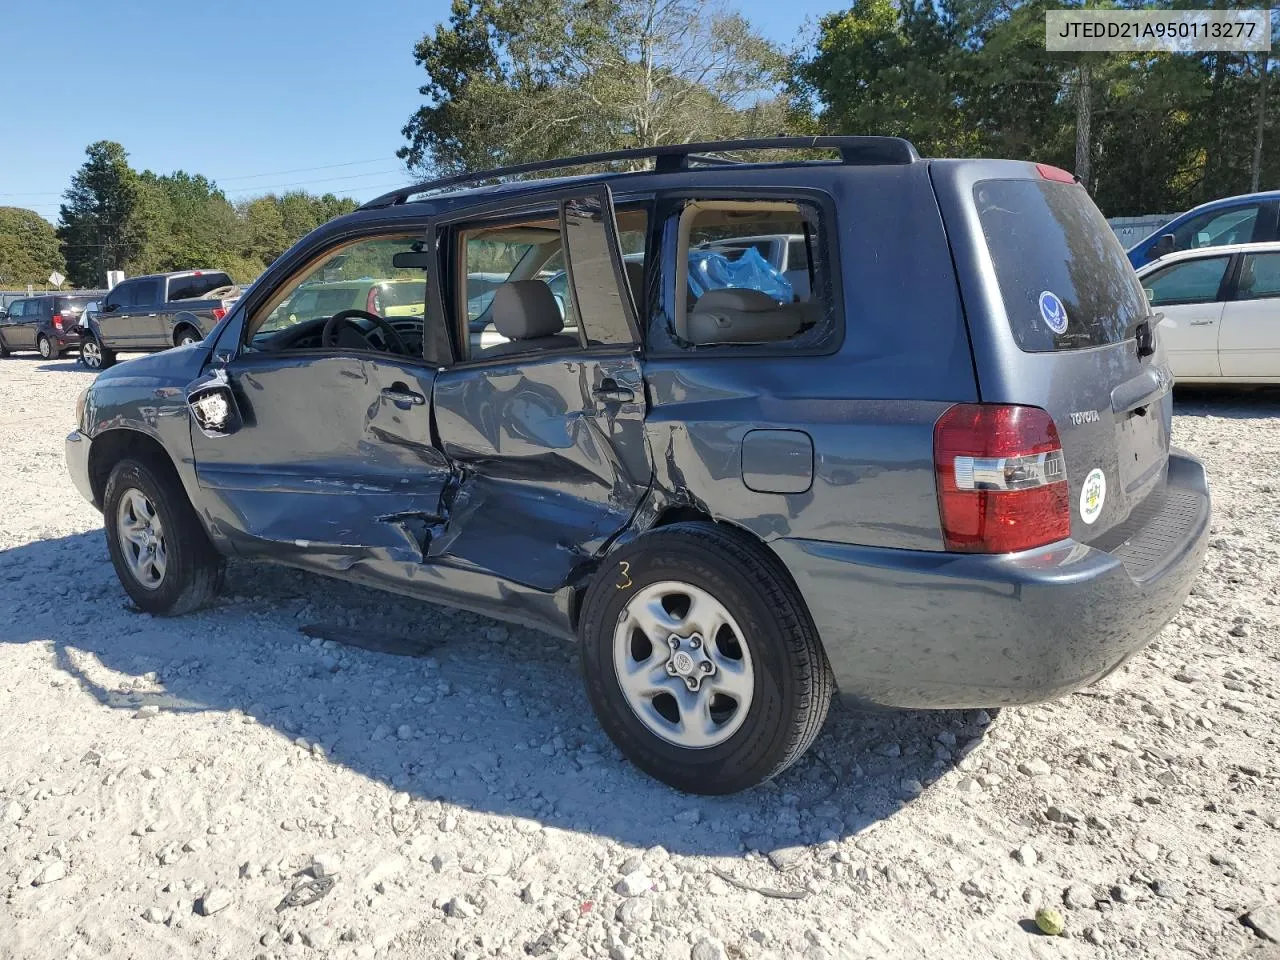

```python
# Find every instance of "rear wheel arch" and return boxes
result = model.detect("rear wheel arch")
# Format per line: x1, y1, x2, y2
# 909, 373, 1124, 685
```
173, 323, 201, 346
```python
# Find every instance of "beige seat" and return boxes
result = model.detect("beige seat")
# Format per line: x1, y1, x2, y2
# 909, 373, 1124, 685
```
480, 281, 579, 358
687, 288, 808, 344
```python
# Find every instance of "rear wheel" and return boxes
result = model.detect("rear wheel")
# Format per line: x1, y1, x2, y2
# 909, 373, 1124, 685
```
103, 458, 224, 615
579, 522, 834, 795
175, 327, 200, 347
37, 335, 59, 360
80, 337, 115, 370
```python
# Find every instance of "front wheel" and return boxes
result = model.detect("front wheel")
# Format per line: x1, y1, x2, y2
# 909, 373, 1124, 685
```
579, 522, 834, 795
103, 458, 225, 615
80, 337, 115, 370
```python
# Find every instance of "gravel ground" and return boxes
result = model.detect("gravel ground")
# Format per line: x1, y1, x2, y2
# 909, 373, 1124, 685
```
0, 357, 1277, 960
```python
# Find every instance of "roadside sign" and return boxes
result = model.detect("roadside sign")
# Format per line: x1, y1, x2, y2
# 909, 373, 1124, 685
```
49, 271, 65, 288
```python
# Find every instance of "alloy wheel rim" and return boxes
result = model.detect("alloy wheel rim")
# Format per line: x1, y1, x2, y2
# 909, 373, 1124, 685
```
82, 342, 101, 367
39, 339, 50, 358
612, 580, 755, 749
116, 489, 167, 590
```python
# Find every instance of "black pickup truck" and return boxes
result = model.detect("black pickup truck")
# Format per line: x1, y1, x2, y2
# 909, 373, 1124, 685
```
82, 270, 241, 370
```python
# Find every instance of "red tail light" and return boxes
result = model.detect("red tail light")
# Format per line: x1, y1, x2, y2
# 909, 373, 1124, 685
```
366, 287, 381, 316
53, 315, 64, 331
934, 404, 1071, 553
211, 307, 226, 322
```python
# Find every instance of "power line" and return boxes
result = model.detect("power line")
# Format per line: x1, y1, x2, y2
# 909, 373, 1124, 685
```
213, 157, 397, 182
0, 156, 405, 200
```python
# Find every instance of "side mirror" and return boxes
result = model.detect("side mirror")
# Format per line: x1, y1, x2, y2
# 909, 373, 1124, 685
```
186, 368, 243, 438
0, 310, 8, 321
1152, 233, 1175, 259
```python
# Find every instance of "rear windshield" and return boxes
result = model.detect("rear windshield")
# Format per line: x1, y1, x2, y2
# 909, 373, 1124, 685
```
167, 272, 233, 301
975, 179, 1147, 352
378, 280, 426, 308
56, 296, 94, 316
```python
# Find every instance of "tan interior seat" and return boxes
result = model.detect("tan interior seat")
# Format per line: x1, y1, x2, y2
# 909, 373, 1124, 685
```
480, 280, 579, 358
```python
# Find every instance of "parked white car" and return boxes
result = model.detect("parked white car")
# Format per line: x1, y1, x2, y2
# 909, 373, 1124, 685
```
1137, 241, 1280, 383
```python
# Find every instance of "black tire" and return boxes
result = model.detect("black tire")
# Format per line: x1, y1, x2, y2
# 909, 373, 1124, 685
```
174, 327, 200, 347
579, 522, 834, 795
37, 335, 59, 360
0, 337, 9, 358
80, 336, 115, 370
103, 457, 225, 616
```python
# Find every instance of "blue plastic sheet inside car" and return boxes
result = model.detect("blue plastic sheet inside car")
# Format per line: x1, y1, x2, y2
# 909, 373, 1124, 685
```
687, 247, 794, 302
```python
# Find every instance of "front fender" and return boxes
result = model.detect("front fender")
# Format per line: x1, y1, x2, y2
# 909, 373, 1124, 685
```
83, 350, 210, 524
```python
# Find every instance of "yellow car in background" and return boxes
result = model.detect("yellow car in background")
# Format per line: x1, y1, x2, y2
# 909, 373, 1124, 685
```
270, 278, 426, 327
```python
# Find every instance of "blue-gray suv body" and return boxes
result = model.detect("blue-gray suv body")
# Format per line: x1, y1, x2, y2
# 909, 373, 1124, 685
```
65, 138, 1210, 795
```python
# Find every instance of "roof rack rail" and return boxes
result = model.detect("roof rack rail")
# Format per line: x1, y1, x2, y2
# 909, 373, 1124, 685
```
360, 136, 919, 210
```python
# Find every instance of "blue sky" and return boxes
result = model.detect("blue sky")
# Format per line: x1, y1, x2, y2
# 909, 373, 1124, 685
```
1, 0, 835, 224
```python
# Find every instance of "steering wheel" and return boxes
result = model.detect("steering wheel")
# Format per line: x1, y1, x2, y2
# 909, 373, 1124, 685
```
321, 309, 410, 355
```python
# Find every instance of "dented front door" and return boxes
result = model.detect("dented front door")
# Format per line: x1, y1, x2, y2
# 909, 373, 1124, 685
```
190, 352, 450, 565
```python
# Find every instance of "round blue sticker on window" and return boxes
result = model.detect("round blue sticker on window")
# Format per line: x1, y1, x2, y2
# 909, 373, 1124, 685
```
1039, 290, 1068, 335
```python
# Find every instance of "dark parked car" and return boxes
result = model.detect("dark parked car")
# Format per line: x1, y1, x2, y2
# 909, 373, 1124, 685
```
0, 294, 97, 359
81, 270, 240, 370
66, 138, 1210, 795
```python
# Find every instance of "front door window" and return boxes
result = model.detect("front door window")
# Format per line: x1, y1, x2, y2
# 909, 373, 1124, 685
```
247, 235, 429, 358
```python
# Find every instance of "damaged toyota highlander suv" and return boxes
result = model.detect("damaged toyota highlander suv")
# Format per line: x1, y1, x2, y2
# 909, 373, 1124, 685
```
65, 138, 1210, 795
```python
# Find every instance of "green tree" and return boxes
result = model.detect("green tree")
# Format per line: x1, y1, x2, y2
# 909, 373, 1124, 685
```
400, 0, 790, 175
0, 208, 66, 288
57, 141, 147, 288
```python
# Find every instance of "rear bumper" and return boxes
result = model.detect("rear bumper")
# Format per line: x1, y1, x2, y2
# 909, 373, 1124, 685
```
771, 450, 1210, 709
65, 430, 97, 508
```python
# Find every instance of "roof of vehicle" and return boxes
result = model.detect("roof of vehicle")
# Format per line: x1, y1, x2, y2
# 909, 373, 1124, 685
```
9, 293, 95, 302
121, 269, 232, 282
1164, 190, 1280, 221
360, 137, 922, 212
1135, 240, 1280, 274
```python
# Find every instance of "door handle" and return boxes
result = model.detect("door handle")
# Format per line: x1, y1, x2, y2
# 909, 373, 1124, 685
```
592, 380, 634, 403
1189, 320, 1215, 326
146, 313, 158, 317
381, 385, 426, 406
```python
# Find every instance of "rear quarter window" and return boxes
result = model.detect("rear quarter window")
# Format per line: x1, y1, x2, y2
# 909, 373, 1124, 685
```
168, 272, 234, 301
975, 179, 1148, 352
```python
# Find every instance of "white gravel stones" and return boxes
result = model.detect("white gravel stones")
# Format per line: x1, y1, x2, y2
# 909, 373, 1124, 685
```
196, 888, 232, 916
616, 897, 653, 925
33, 861, 66, 886
1244, 903, 1280, 943
767, 846, 807, 872
690, 938, 728, 960
1012, 844, 1038, 867
133, 705, 160, 719
0, 365, 1278, 960
311, 852, 341, 878
1017, 758, 1051, 777
615, 870, 652, 897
